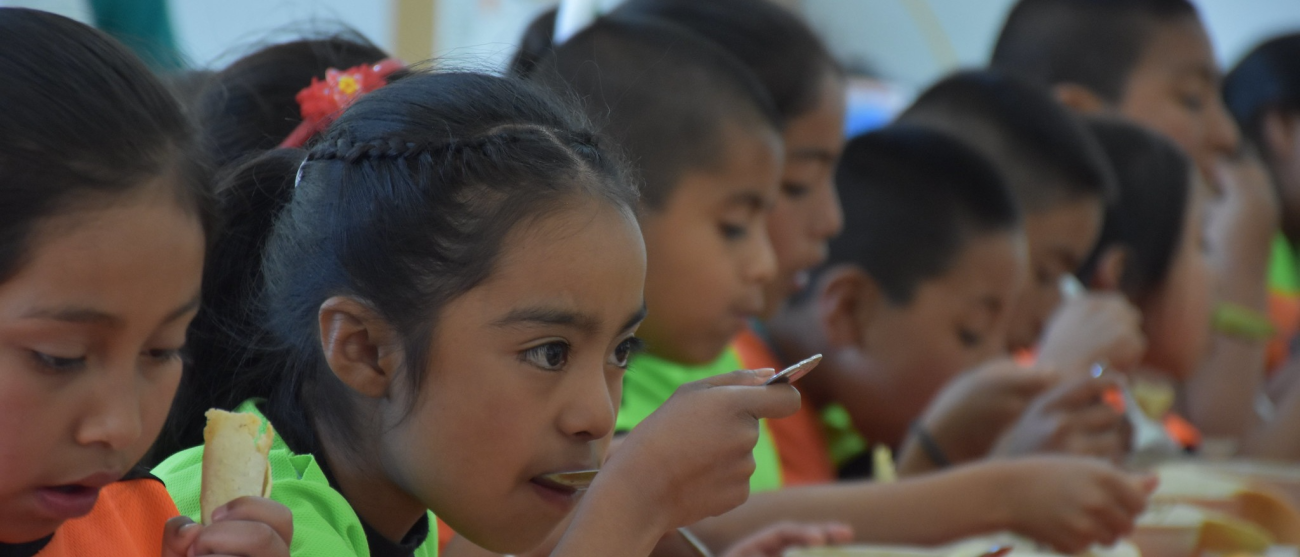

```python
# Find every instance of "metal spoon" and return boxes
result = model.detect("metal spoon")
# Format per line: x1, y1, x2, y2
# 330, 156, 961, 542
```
765, 353, 823, 385
1091, 364, 1181, 459
539, 469, 598, 490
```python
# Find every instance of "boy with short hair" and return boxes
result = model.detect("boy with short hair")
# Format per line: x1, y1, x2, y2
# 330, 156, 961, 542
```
993, 0, 1277, 442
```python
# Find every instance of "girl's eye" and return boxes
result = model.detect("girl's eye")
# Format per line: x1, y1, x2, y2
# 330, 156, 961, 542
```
143, 347, 186, 365
957, 329, 982, 348
781, 182, 811, 199
32, 351, 85, 372
1180, 93, 1205, 112
523, 341, 570, 371
610, 337, 645, 369
720, 223, 748, 240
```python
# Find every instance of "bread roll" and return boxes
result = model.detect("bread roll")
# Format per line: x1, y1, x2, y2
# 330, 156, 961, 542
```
200, 409, 275, 524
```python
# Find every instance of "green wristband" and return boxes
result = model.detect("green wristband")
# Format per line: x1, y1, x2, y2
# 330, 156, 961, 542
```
1213, 302, 1276, 340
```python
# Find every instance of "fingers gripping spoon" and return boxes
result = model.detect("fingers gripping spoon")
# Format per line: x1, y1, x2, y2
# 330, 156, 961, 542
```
540, 355, 825, 489
534, 355, 822, 557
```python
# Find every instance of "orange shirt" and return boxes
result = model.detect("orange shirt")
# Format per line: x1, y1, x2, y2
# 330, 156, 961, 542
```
5, 472, 178, 557
734, 327, 836, 486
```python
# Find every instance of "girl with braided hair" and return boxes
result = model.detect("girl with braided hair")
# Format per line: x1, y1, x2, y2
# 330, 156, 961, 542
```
153, 69, 801, 557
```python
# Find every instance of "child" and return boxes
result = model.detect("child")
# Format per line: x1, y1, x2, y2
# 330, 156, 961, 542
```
606, 0, 849, 488
527, 15, 788, 490
0, 8, 290, 556
611, 0, 847, 311
687, 127, 1153, 555
992, 0, 1275, 440
767, 124, 1027, 462
1224, 34, 1300, 459
155, 34, 402, 465
153, 69, 801, 556
1077, 118, 1214, 386
889, 70, 1135, 470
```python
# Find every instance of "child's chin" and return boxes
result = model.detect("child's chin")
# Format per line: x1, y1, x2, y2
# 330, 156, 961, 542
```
0, 510, 62, 547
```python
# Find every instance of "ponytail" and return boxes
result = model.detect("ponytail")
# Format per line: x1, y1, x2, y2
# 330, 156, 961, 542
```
154, 149, 303, 460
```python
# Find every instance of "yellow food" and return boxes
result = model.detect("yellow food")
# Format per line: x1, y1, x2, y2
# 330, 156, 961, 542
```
200, 409, 275, 525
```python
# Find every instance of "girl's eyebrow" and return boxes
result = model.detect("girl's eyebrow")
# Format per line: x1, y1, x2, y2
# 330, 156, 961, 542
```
620, 304, 648, 333
492, 306, 601, 334
23, 294, 201, 327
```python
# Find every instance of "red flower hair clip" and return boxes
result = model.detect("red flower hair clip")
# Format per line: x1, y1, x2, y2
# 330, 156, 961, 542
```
279, 58, 404, 148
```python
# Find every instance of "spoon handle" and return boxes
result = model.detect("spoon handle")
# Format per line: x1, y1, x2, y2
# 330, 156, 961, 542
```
678, 527, 714, 557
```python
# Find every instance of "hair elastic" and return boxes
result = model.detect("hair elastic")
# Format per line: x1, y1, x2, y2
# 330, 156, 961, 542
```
278, 58, 404, 149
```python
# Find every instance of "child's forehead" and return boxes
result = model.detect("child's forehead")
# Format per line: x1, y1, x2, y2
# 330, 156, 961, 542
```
1129, 17, 1218, 82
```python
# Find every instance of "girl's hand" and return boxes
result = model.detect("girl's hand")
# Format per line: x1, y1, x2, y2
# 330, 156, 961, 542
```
597, 368, 801, 533
991, 376, 1130, 463
999, 457, 1155, 554
719, 522, 853, 557
162, 497, 293, 557
1036, 293, 1146, 377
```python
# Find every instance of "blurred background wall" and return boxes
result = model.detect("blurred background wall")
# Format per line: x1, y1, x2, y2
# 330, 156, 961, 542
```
8, 0, 1300, 108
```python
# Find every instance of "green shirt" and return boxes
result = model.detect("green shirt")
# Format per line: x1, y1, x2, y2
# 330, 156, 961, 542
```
152, 401, 438, 557
616, 349, 784, 492
1270, 233, 1300, 296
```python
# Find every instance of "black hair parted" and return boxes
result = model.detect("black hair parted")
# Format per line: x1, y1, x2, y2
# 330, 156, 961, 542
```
1224, 33, 1300, 150
898, 69, 1116, 212
991, 0, 1199, 103
195, 33, 395, 169
1077, 117, 1193, 302
0, 8, 215, 282
167, 71, 638, 455
527, 15, 781, 210
825, 126, 1021, 305
611, 0, 841, 122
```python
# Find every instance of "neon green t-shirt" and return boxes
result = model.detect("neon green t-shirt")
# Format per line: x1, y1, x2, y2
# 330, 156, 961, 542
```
152, 400, 438, 557
1270, 234, 1300, 295
616, 348, 784, 492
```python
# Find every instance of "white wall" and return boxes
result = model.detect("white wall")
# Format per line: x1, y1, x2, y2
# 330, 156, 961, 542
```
160, 0, 1300, 80
170, 0, 393, 68
799, 0, 1300, 95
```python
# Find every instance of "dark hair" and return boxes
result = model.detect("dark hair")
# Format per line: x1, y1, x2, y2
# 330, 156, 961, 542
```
508, 7, 559, 79
0, 8, 214, 282
991, 0, 1199, 103
196, 33, 394, 169
823, 126, 1021, 304
1077, 118, 1193, 301
612, 0, 841, 122
1224, 33, 1300, 149
166, 71, 637, 455
898, 69, 1116, 212
528, 16, 780, 209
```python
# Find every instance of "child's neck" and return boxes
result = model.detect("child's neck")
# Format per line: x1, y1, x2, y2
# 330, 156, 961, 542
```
766, 307, 914, 447
318, 430, 427, 543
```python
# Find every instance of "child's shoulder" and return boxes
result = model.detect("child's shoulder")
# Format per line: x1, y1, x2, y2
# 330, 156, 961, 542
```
30, 470, 176, 557
155, 437, 374, 554
152, 409, 441, 557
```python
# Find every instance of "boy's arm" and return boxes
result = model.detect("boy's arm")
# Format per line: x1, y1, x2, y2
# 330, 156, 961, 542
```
688, 466, 1010, 550
1183, 155, 1276, 439
689, 457, 1149, 555
1241, 367, 1300, 459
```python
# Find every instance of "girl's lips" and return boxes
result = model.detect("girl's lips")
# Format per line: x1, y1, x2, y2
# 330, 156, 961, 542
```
529, 476, 581, 510
35, 484, 101, 520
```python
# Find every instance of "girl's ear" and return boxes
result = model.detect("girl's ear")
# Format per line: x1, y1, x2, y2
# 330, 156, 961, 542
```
816, 265, 881, 351
1053, 83, 1110, 114
1087, 246, 1129, 292
318, 296, 404, 399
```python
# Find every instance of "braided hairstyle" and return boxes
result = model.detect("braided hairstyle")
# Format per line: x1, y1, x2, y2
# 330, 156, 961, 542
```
163, 71, 636, 455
